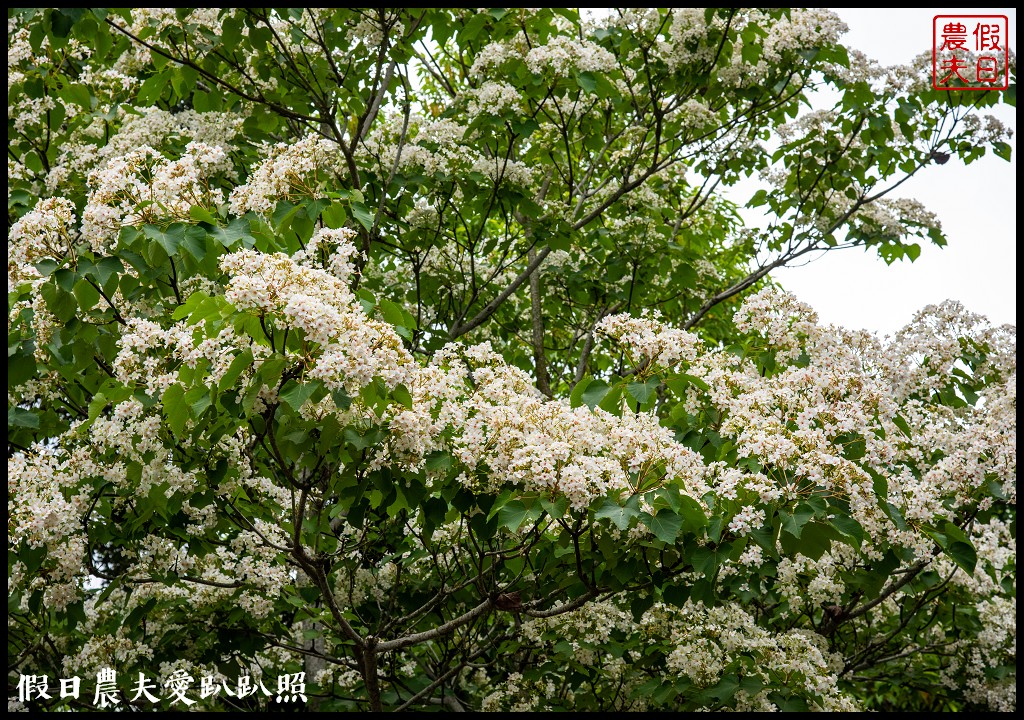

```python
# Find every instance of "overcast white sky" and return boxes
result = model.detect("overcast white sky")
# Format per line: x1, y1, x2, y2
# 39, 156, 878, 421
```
761, 8, 1017, 335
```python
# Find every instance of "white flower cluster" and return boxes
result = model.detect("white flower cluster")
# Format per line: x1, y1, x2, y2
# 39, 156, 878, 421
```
464, 80, 522, 117
645, 600, 857, 710
732, 286, 819, 362
584, 8, 661, 38
81, 142, 229, 252
360, 112, 536, 190
597, 312, 701, 368
526, 35, 617, 76
775, 552, 846, 612
692, 288, 1014, 553
470, 155, 535, 187
11, 94, 57, 135
471, 34, 616, 78
961, 114, 1014, 146
522, 599, 635, 665
7, 24, 35, 80
8, 23, 90, 136
47, 107, 243, 194
112, 317, 275, 401
481, 670, 567, 712
854, 197, 941, 237
774, 109, 838, 144
344, 10, 399, 53
293, 226, 361, 284
220, 242, 415, 394
7, 451, 87, 611
228, 134, 343, 215
762, 9, 848, 63
8, 197, 77, 286
960, 595, 1016, 711
496, 594, 858, 710
392, 342, 709, 509
655, 8, 718, 68
726, 504, 764, 536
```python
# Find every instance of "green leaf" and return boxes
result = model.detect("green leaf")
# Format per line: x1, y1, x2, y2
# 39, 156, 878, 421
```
257, 355, 287, 388
830, 515, 864, 547
597, 383, 624, 414
424, 450, 453, 472
219, 349, 254, 390
331, 388, 352, 411
569, 377, 593, 408
344, 426, 386, 452
351, 202, 374, 231
89, 256, 124, 288
663, 583, 690, 607
322, 202, 347, 229
540, 495, 569, 520
772, 694, 810, 712
162, 383, 188, 437
279, 379, 323, 411
678, 495, 709, 531
210, 217, 254, 248
179, 226, 209, 262
1003, 83, 1015, 107
779, 506, 814, 539
942, 521, 970, 546
581, 379, 610, 409
594, 495, 639, 530
835, 432, 866, 461
171, 291, 210, 320
143, 223, 183, 257
9, 407, 40, 428
497, 500, 529, 531
378, 299, 412, 338
626, 379, 658, 405
190, 389, 212, 416
641, 511, 682, 544
780, 522, 839, 560
664, 373, 710, 395
892, 414, 912, 438
947, 540, 977, 574
872, 473, 889, 503
40, 282, 76, 322
692, 545, 725, 577
65, 599, 87, 630
653, 486, 680, 513
576, 71, 598, 93
49, 8, 85, 37
391, 383, 413, 409
8, 349, 38, 387
72, 278, 100, 310
703, 675, 739, 702
189, 205, 219, 224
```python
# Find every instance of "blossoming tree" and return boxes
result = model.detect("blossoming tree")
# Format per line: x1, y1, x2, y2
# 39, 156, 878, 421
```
8, 8, 1016, 712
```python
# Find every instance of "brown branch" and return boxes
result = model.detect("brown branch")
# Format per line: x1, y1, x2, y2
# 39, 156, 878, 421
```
523, 589, 601, 618
449, 247, 552, 338
528, 247, 552, 397
375, 598, 494, 653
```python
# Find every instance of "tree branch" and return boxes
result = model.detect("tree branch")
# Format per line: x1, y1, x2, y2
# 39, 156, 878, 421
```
528, 247, 552, 397
376, 598, 494, 653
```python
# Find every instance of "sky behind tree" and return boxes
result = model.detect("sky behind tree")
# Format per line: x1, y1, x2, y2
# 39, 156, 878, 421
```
766, 8, 1017, 334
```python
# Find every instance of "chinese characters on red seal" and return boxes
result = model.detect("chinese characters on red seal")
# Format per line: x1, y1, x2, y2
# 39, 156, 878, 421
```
933, 15, 1010, 90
